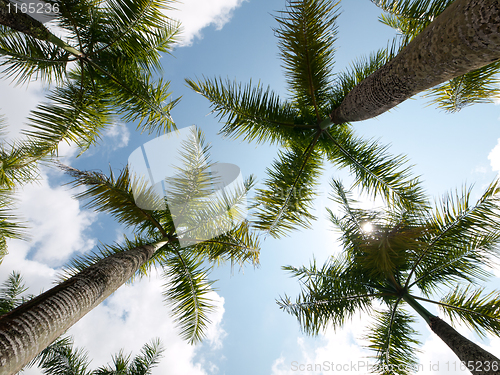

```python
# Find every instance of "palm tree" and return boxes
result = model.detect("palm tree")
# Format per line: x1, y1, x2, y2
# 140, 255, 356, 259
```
187, 0, 427, 240
330, 0, 500, 123
0, 0, 180, 154
0, 129, 260, 375
0, 271, 164, 375
32, 336, 164, 375
279, 178, 500, 375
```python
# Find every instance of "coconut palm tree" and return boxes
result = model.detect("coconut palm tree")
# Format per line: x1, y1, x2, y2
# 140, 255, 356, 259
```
279, 178, 500, 375
187, 0, 427, 239
0, 0, 180, 154
330, 0, 500, 123
0, 128, 260, 375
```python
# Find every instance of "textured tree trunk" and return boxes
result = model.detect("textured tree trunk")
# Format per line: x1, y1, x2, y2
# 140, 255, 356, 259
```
429, 316, 500, 375
330, 0, 500, 124
0, 241, 167, 375
0, 0, 51, 40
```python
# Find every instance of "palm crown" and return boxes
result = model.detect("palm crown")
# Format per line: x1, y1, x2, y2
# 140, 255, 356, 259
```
187, 0, 427, 239
59, 128, 260, 344
279, 178, 500, 374
0, 0, 180, 154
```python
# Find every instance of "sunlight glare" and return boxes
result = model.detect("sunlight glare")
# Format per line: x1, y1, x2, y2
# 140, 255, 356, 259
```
362, 222, 373, 233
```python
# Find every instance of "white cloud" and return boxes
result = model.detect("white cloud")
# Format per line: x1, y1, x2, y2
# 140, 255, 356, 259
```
488, 138, 500, 173
169, 0, 247, 46
11, 169, 97, 265
0, 80, 46, 140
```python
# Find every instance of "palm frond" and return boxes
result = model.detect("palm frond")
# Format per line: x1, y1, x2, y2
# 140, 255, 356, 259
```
274, 0, 339, 116
0, 189, 27, 264
61, 165, 165, 236
253, 139, 322, 237
0, 271, 28, 315
184, 220, 260, 267
162, 249, 216, 344
96, 60, 179, 135
438, 286, 500, 338
0, 139, 45, 188
408, 179, 500, 293
127, 338, 163, 375
424, 61, 500, 112
95, 0, 180, 67
321, 126, 428, 212
372, 0, 452, 36
32, 336, 92, 375
24, 79, 113, 153
0, 25, 70, 85
278, 256, 379, 335
365, 308, 421, 375
186, 77, 309, 145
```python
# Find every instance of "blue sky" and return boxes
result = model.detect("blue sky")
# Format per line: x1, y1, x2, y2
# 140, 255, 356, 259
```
1, 1, 500, 374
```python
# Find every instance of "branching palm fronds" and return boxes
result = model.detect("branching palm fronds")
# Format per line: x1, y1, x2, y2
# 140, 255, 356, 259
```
274, 0, 339, 116
365, 308, 421, 375
372, 0, 500, 112
33, 336, 92, 375
32, 336, 164, 375
1, 0, 181, 155
60, 129, 261, 344
187, 0, 427, 239
280, 178, 500, 373
93, 338, 164, 375
254, 141, 322, 237
0, 271, 30, 315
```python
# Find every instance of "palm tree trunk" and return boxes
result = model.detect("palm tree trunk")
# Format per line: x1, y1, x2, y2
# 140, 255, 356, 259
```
0, 240, 168, 375
429, 316, 500, 375
404, 294, 500, 375
330, 0, 500, 124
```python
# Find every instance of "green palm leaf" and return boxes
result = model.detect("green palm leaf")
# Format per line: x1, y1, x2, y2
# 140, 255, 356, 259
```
321, 126, 428, 211
33, 336, 92, 375
0, 25, 70, 84
278, 256, 379, 334
365, 308, 421, 375
60, 165, 165, 236
424, 61, 500, 112
438, 286, 500, 338
408, 180, 500, 293
186, 77, 309, 145
93, 338, 163, 375
0, 271, 29, 315
162, 248, 216, 344
253, 140, 322, 237
274, 0, 339, 117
